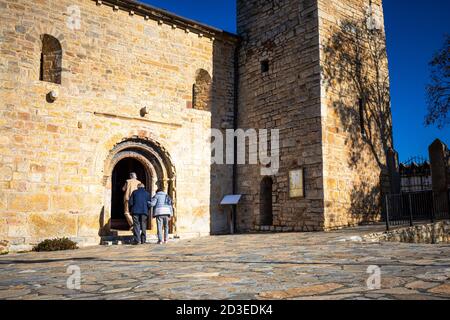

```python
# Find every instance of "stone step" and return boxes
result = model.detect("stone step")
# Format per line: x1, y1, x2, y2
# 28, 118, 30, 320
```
110, 230, 133, 237
101, 232, 178, 246
255, 225, 295, 232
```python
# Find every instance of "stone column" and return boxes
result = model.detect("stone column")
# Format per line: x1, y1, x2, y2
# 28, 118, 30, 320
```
429, 139, 450, 216
386, 148, 401, 195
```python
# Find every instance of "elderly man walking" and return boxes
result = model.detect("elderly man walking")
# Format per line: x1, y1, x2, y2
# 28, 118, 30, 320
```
129, 183, 151, 245
122, 172, 141, 229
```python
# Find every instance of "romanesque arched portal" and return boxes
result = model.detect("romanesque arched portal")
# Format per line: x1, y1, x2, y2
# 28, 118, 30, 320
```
102, 137, 176, 235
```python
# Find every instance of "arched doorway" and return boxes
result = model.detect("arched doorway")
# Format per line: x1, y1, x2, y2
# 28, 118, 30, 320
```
103, 138, 176, 234
111, 157, 151, 230
260, 177, 273, 226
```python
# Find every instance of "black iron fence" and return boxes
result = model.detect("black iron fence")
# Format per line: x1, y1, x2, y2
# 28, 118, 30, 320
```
399, 157, 432, 193
384, 189, 450, 230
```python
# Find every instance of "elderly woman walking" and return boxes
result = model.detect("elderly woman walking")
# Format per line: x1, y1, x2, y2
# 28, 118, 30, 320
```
150, 187, 174, 244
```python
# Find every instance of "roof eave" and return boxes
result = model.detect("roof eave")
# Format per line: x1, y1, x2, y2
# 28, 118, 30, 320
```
94, 0, 239, 43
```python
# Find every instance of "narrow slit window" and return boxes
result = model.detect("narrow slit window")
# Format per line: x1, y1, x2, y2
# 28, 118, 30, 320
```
261, 60, 269, 73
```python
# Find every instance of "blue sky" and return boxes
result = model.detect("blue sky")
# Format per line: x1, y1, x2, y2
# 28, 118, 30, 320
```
142, 0, 450, 162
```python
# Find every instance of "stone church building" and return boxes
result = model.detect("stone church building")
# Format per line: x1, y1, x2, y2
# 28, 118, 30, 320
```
0, 0, 393, 252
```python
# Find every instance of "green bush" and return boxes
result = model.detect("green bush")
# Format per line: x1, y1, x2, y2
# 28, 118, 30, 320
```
33, 238, 78, 252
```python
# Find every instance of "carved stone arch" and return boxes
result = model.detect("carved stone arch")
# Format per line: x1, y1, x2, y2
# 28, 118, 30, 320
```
101, 137, 177, 234
105, 142, 167, 185
107, 151, 158, 190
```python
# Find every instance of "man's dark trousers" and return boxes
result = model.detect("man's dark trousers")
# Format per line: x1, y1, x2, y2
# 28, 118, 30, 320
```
129, 187, 151, 244
132, 215, 148, 244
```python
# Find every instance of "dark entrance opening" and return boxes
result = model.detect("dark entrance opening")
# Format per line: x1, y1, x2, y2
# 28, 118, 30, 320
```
260, 177, 273, 226
111, 158, 149, 230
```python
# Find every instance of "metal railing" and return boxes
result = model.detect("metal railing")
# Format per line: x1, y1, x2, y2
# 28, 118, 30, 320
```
384, 190, 450, 231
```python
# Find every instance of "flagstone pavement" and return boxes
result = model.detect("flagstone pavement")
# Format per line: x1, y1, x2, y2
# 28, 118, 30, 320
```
0, 226, 449, 300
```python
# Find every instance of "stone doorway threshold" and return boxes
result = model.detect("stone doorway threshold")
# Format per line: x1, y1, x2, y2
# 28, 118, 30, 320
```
102, 230, 179, 246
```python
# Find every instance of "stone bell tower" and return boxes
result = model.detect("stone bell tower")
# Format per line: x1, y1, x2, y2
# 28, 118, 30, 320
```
236, 0, 392, 232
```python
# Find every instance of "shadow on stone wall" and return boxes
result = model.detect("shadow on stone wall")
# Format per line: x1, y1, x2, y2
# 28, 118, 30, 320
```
322, 10, 393, 222
209, 40, 237, 235
98, 206, 110, 237
348, 180, 382, 221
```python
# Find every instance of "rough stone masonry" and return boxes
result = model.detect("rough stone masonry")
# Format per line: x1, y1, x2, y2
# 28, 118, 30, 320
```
0, 0, 392, 252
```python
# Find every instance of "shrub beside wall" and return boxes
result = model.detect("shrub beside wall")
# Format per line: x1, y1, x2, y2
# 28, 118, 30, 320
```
33, 238, 78, 252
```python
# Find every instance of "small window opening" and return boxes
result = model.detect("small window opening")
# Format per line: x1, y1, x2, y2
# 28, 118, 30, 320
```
40, 34, 62, 84
261, 60, 270, 73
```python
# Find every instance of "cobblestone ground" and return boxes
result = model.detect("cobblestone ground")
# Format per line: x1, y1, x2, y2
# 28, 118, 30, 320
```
0, 227, 449, 300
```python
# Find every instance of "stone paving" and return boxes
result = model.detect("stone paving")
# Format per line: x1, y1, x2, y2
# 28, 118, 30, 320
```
0, 226, 449, 300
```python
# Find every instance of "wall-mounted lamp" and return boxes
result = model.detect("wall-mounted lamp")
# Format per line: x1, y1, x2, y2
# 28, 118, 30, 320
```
140, 106, 149, 117
47, 89, 59, 103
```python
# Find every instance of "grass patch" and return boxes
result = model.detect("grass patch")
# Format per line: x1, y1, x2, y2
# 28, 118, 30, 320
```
33, 238, 78, 252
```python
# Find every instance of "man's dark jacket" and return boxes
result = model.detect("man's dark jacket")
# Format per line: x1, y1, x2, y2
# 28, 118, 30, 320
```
129, 187, 151, 215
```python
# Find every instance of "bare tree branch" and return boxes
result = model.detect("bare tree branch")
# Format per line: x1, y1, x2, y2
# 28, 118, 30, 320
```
425, 34, 450, 129
322, 8, 394, 219
323, 10, 393, 171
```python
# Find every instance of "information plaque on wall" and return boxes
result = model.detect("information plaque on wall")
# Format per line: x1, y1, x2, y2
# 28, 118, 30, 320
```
289, 169, 304, 198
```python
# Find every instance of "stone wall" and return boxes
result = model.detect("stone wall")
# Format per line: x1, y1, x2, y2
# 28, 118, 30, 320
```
447, 149, 450, 189
363, 221, 450, 244
237, 0, 325, 232
318, 0, 392, 230
429, 139, 450, 215
0, 0, 394, 250
236, 0, 391, 232
0, 0, 236, 251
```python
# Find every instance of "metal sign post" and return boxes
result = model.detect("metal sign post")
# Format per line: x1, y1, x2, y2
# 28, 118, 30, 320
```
220, 195, 242, 235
